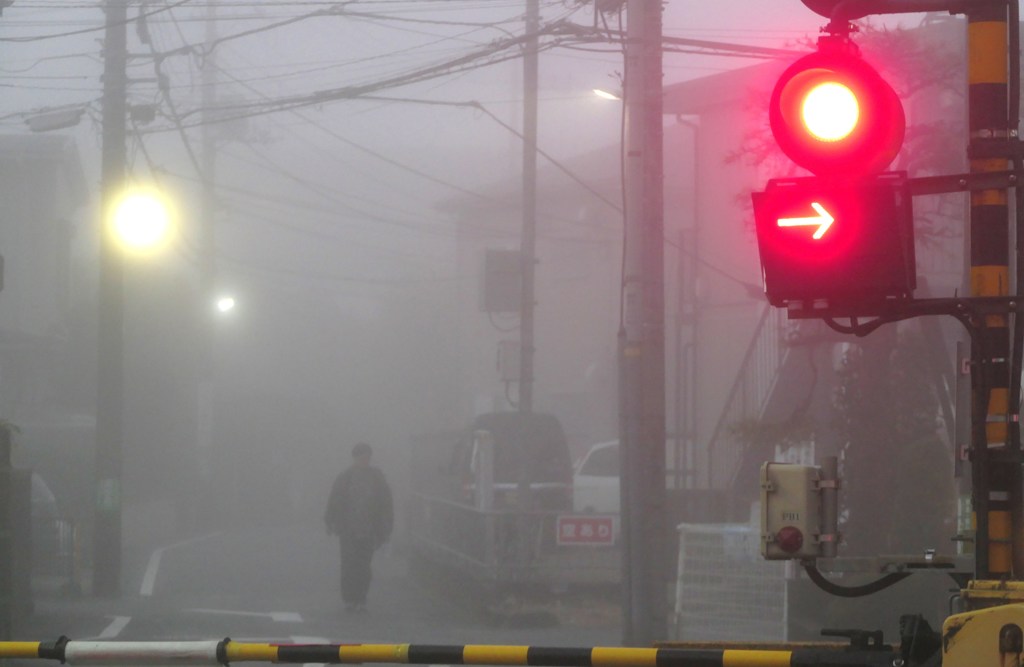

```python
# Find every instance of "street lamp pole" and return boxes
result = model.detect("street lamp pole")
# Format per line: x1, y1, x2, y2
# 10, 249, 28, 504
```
196, 0, 218, 520
94, 0, 129, 597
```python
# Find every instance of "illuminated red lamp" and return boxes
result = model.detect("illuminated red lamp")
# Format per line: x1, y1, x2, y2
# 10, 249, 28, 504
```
769, 48, 905, 176
752, 173, 915, 307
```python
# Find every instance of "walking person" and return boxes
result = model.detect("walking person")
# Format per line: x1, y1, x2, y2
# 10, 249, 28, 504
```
324, 442, 393, 612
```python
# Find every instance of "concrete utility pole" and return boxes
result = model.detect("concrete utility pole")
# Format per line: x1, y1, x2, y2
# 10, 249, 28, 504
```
965, 3, 1019, 580
518, 0, 539, 414
619, 0, 667, 646
196, 0, 218, 522
94, 0, 129, 597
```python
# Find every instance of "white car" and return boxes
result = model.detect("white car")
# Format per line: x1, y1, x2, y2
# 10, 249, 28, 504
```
572, 440, 619, 514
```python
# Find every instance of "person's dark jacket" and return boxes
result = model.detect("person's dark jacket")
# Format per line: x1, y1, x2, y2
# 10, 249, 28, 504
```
324, 465, 393, 547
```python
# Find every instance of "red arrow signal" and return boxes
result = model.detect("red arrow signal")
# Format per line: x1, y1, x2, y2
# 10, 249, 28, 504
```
752, 174, 915, 308
777, 202, 835, 239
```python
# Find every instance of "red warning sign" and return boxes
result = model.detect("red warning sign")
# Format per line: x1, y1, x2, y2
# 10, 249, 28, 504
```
556, 515, 615, 546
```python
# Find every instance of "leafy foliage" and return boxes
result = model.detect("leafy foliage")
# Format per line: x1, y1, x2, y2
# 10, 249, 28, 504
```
833, 327, 956, 555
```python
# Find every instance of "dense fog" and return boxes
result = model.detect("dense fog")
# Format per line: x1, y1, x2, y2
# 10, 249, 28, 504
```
0, 0, 969, 650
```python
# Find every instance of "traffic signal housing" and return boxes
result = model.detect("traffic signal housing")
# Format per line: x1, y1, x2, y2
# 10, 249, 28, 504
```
753, 173, 915, 307
753, 38, 914, 310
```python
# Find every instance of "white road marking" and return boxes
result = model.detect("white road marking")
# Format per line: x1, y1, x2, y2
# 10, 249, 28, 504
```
187, 608, 304, 623
140, 532, 222, 597
96, 616, 131, 639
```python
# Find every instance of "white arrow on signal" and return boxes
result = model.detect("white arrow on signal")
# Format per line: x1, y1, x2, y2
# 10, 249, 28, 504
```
777, 202, 835, 239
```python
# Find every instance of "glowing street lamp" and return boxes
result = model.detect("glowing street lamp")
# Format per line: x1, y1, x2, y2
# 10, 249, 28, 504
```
215, 295, 236, 314
110, 188, 173, 254
593, 88, 621, 101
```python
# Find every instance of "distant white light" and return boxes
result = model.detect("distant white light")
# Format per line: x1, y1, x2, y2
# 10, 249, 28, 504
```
215, 296, 236, 314
593, 88, 621, 101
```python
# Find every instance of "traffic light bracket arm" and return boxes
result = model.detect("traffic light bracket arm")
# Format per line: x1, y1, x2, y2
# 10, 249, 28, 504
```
828, 0, 998, 24
907, 168, 1024, 197
786, 295, 1020, 338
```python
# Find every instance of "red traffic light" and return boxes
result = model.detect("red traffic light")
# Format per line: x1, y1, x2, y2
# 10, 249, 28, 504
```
801, 82, 859, 142
769, 47, 905, 176
752, 172, 915, 308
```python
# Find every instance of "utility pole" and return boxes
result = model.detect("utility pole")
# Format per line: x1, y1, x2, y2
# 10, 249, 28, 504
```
619, 0, 667, 646
196, 0, 218, 524
94, 0, 129, 597
965, 3, 1019, 581
518, 0, 539, 414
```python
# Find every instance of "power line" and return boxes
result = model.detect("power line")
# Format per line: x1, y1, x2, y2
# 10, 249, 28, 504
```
137, 43, 557, 127
222, 142, 464, 239
0, 0, 193, 42
145, 1, 545, 61
208, 57, 502, 205
138, 0, 513, 252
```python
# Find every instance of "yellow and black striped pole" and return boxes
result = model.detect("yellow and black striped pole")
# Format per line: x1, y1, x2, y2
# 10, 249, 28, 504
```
0, 640, 897, 667
967, 3, 1016, 581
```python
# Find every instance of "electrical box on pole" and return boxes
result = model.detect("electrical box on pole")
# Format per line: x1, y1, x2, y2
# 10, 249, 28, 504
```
760, 460, 839, 561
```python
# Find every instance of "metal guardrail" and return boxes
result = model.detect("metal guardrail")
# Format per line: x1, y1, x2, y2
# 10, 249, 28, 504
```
30, 516, 82, 598
705, 306, 786, 488
33, 518, 78, 582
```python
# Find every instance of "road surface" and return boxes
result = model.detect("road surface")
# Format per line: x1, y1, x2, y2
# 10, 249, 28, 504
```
18, 518, 622, 650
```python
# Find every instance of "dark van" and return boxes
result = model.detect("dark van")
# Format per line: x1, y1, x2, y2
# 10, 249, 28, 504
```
450, 411, 573, 511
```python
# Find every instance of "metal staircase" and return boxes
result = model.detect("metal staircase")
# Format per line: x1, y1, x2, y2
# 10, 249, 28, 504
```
703, 304, 958, 491
705, 305, 789, 489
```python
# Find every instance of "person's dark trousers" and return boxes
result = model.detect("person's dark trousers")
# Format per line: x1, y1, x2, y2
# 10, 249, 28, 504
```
339, 537, 375, 605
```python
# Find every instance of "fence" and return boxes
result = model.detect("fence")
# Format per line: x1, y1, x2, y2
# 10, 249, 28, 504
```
32, 517, 80, 594
407, 492, 619, 589
673, 523, 788, 642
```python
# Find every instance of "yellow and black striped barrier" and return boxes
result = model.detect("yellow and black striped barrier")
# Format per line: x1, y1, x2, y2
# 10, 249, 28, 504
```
0, 639, 897, 667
